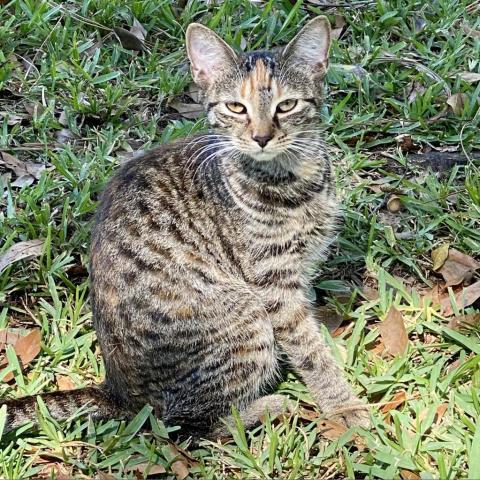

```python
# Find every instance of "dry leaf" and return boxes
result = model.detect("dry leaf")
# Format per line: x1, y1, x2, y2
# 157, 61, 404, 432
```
0, 239, 44, 274
380, 390, 406, 414
0, 330, 22, 350
0, 151, 46, 182
400, 470, 421, 480
130, 18, 147, 42
432, 244, 449, 271
317, 419, 349, 441
437, 248, 480, 286
125, 463, 166, 476
314, 305, 344, 334
441, 281, 480, 316
114, 27, 145, 51
169, 100, 203, 119
362, 286, 380, 301
1, 329, 42, 381
171, 460, 189, 480
377, 307, 409, 356
97, 473, 116, 480
447, 313, 480, 330
55, 374, 76, 391
446, 93, 468, 115
457, 72, 480, 83
435, 403, 448, 425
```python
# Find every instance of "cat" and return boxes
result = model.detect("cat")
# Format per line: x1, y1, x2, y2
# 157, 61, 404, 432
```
1, 16, 369, 439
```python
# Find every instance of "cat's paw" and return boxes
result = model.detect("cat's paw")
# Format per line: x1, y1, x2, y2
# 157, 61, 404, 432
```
327, 398, 370, 429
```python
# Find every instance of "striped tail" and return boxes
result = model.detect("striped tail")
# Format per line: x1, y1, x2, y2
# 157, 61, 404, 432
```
0, 386, 126, 432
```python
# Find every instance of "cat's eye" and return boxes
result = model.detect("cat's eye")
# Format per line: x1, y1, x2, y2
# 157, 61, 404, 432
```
226, 102, 247, 114
276, 99, 298, 113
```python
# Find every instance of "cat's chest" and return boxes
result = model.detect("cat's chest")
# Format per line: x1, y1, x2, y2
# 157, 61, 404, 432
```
238, 195, 337, 282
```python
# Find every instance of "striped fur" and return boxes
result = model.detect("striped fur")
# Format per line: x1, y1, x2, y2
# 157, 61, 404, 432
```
1, 16, 368, 437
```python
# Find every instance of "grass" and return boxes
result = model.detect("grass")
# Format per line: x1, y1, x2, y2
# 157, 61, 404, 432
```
1, 0, 480, 478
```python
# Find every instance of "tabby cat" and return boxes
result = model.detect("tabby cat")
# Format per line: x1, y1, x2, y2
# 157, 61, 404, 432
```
1, 16, 369, 438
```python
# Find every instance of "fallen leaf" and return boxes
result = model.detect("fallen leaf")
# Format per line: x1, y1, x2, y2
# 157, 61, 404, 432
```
380, 390, 407, 414
435, 403, 448, 425
125, 463, 166, 476
0, 151, 46, 187
171, 460, 189, 480
377, 307, 409, 356
97, 473, 116, 480
114, 19, 147, 52
441, 281, 480, 316
447, 313, 480, 330
400, 470, 421, 480
457, 72, 480, 83
55, 374, 76, 391
437, 248, 480, 286
361, 287, 379, 301
446, 93, 468, 115
1, 329, 42, 381
130, 18, 147, 42
0, 239, 45, 274
314, 305, 344, 334
432, 244, 449, 271
169, 100, 203, 119
0, 330, 22, 351
317, 419, 348, 441
56, 128, 76, 145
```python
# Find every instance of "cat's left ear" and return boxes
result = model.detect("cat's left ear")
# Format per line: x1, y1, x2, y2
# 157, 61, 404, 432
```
282, 16, 331, 77
186, 23, 238, 88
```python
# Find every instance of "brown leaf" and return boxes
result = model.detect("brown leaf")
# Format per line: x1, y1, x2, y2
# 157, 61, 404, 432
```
171, 460, 189, 480
114, 27, 145, 51
441, 281, 480, 316
432, 244, 449, 271
435, 403, 448, 425
377, 307, 409, 356
0, 330, 22, 351
55, 374, 76, 391
0, 239, 45, 274
169, 100, 203, 120
361, 286, 380, 301
0, 151, 46, 179
125, 462, 166, 476
317, 419, 349, 441
314, 305, 344, 334
446, 93, 468, 115
447, 313, 480, 330
380, 390, 406, 414
1, 329, 42, 381
438, 248, 480, 286
400, 470, 421, 480
97, 473, 116, 480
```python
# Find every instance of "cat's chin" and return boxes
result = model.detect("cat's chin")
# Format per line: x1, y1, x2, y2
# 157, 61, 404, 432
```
246, 150, 283, 162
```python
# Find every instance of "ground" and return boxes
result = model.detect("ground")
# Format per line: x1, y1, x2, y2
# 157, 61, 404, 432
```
1, 0, 480, 478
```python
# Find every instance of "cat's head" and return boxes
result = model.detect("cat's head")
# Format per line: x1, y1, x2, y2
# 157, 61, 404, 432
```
186, 17, 331, 163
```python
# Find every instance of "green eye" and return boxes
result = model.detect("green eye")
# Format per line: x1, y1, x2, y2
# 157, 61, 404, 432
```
276, 99, 297, 113
226, 102, 247, 114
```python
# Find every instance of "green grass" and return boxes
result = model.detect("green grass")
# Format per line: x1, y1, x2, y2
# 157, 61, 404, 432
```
1, 0, 480, 478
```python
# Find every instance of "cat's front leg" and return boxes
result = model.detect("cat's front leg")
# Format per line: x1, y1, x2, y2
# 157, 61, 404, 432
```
274, 306, 370, 428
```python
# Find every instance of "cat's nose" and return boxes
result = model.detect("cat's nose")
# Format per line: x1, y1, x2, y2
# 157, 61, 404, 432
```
252, 133, 273, 148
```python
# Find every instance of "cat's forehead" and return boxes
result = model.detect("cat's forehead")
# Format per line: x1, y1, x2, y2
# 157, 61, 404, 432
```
238, 51, 283, 100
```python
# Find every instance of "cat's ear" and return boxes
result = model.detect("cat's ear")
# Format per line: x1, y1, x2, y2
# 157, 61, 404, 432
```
282, 16, 331, 77
186, 23, 238, 88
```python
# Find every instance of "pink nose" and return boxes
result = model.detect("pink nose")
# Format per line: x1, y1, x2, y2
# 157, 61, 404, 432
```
252, 134, 273, 148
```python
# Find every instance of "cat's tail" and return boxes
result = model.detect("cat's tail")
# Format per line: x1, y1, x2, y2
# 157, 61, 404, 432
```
0, 386, 126, 433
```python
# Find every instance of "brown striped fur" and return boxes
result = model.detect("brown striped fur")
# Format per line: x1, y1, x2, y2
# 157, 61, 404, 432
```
0, 17, 368, 438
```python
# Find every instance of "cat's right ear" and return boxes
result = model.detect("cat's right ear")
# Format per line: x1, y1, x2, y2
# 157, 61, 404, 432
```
186, 23, 238, 88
